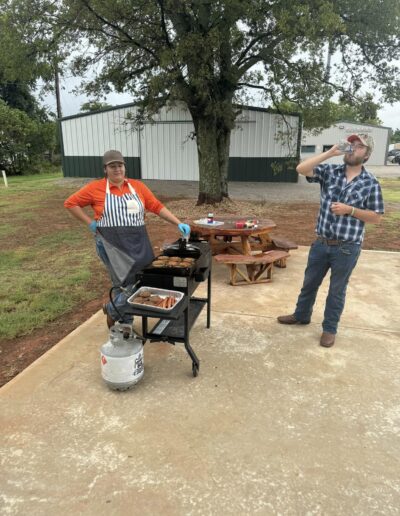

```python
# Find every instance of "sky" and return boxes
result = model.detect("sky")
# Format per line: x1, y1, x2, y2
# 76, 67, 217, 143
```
376, 103, 400, 130
45, 78, 400, 131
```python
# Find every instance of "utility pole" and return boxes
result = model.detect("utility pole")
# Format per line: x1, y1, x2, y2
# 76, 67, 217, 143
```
325, 40, 333, 82
54, 60, 62, 119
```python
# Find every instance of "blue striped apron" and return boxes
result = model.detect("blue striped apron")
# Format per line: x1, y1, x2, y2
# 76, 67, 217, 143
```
96, 180, 155, 286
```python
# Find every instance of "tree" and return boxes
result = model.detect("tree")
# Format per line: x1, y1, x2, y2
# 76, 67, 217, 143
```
0, 1, 61, 171
9, 0, 400, 203
0, 100, 56, 174
332, 94, 382, 127
390, 129, 400, 144
279, 93, 382, 134
0, 0, 70, 119
0, 78, 37, 116
0, 5, 45, 116
0, 64, 58, 173
80, 100, 112, 113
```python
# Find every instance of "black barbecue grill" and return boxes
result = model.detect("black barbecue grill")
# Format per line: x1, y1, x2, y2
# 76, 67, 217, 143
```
140, 239, 211, 287
125, 238, 212, 376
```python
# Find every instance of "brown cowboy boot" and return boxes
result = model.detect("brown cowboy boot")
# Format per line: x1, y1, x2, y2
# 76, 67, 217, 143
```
320, 332, 336, 347
277, 314, 310, 325
102, 304, 115, 329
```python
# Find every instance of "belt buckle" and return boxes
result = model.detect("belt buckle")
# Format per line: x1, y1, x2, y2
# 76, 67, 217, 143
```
318, 236, 339, 245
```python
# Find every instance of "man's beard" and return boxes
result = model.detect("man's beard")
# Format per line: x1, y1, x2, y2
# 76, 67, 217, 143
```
344, 154, 366, 166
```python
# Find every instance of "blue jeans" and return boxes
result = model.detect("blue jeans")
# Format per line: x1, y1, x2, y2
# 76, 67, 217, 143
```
294, 239, 361, 334
95, 235, 134, 324
106, 287, 137, 325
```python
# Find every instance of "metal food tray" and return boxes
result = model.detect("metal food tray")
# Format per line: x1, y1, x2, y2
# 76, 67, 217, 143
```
127, 287, 184, 313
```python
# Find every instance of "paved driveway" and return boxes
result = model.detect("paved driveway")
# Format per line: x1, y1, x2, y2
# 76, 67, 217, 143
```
1, 246, 399, 515
60, 165, 399, 203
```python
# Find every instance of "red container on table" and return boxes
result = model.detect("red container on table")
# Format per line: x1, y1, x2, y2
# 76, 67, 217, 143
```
235, 220, 245, 229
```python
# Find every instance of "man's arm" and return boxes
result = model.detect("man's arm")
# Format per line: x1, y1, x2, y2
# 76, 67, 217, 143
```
296, 145, 343, 177
351, 208, 382, 224
330, 203, 383, 224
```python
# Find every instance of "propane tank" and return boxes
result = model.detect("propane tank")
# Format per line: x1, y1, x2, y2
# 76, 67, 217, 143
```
100, 324, 144, 391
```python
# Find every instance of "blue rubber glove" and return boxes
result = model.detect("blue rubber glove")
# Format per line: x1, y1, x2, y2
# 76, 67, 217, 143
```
178, 223, 191, 237
88, 220, 97, 234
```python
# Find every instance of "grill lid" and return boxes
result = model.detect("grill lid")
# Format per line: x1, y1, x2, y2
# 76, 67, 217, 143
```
163, 238, 201, 258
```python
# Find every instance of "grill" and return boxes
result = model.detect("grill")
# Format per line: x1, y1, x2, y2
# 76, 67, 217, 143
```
127, 238, 212, 376
139, 239, 211, 291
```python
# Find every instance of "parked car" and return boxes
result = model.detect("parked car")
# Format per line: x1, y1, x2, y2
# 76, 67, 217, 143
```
392, 153, 400, 165
387, 149, 400, 163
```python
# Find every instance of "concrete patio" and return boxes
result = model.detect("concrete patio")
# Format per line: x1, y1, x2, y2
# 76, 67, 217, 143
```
1, 246, 399, 515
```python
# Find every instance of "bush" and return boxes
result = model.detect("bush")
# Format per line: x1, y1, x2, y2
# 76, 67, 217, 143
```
0, 99, 56, 175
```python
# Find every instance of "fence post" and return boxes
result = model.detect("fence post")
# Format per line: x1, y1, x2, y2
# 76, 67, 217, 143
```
1, 170, 8, 188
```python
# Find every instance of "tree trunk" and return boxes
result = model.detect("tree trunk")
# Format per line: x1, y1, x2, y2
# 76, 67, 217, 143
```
189, 96, 235, 204
194, 116, 223, 204
217, 126, 231, 198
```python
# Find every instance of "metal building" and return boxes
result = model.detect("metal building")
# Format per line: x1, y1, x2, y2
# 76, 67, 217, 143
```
301, 121, 391, 166
60, 103, 301, 182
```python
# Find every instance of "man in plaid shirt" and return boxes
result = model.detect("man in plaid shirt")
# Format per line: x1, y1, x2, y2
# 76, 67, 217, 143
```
278, 133, 384, 347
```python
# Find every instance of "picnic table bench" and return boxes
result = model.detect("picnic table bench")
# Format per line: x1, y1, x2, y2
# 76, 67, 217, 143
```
190, 217, 296, 285
214, 250, 290, 285
264, 235, 299, 269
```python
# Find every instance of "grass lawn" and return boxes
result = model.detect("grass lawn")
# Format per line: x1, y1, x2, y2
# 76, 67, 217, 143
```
0, 172, 105, 339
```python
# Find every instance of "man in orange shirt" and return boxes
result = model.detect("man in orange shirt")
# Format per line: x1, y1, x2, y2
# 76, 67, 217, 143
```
65, 149, 190, 327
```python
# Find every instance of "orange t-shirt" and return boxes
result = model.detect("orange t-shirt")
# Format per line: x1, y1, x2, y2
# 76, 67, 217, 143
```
64, 178, 164, 220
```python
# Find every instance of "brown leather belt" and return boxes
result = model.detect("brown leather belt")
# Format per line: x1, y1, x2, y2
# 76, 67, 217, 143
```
317, 236, 341, 246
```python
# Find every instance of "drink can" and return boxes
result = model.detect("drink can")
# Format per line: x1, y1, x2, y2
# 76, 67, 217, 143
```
207, 213, 214, 224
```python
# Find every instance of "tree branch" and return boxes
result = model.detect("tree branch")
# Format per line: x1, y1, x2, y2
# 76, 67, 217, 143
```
156, 0, 173, 49
237, 34, 286, 75
235, 32, 272, 68
80, 0, 159, 60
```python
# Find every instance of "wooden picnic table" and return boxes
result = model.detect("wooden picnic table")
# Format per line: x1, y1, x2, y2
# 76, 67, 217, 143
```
189, 216, 277, 256
189, 216, 293, 285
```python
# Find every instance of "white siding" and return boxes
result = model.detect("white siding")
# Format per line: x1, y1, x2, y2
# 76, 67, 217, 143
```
61, 104, 299, 179
140, 122, 199, 180
230, 111, 299, 157
155, 104, 193, 122
62, 107, 141, 157
301, 122, 390, 166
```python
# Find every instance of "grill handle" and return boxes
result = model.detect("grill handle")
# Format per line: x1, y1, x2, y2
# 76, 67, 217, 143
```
179, 237, 189, 251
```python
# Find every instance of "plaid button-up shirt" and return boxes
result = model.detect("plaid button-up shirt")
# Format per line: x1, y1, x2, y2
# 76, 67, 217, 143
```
306, 163, 384, 244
